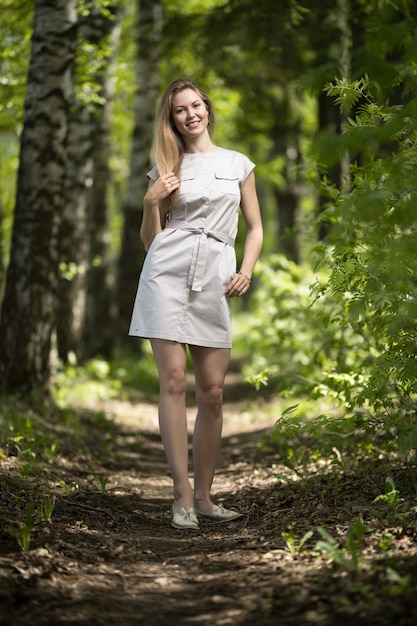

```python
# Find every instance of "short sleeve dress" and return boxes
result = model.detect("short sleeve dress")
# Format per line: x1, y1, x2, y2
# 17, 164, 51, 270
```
128, 147, 255, 348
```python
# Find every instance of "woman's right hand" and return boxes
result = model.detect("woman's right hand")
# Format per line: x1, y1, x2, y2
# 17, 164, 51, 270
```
145, 172, 180, 203
141, 173, 180, 250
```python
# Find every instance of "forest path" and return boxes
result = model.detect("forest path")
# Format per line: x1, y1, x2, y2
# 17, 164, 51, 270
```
2, 373, 289, 626
2, 371, 417, 626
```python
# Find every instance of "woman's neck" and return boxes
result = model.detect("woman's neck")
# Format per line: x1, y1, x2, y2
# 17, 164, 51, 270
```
183, 135, 217, 154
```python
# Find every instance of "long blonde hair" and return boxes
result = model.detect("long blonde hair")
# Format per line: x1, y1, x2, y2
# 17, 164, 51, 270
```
152, 78, 215, 207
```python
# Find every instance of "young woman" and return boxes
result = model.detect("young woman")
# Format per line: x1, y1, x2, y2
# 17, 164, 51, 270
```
129, 78, 263, 529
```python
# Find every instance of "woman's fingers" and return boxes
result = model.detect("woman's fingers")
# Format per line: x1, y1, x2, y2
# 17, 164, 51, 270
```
225, 273, 251, 298
160, 173, 180, 195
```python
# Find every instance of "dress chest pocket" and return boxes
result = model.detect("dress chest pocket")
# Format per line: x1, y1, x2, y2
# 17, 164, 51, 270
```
215, 171, 240, 196
179, 174, 195, 195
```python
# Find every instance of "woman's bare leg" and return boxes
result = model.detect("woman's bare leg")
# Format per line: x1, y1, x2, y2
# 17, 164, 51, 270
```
188, 345, 231, 513
150, 339, 194, 510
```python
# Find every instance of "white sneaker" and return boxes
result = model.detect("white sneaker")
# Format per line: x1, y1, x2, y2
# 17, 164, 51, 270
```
196, 504, 242, 522
171, 504, 199, 530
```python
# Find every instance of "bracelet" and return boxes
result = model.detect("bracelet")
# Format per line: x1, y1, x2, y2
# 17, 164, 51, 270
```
238, 271, 251, 285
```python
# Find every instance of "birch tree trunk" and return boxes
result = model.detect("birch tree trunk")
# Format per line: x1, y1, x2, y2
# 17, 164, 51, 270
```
57, 7, 120, 362
84, 18, 121, 359
117, 0, 162, 350
0, 0, 76, 392
56, 104, 93, 362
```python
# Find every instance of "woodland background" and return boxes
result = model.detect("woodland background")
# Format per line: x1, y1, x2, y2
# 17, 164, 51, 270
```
1, 2, 417, 621
0, 0, 416, 412
0, 0, 416, 407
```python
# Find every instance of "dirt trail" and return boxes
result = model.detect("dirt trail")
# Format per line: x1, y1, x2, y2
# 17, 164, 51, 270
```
1, 377, 284, 626
2, 372, 417, 626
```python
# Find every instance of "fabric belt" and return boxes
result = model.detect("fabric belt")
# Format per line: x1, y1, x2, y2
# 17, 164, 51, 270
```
166, 220, 235, 292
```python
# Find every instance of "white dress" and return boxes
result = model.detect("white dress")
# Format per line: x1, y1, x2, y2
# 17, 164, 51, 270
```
128, 147, 255, 348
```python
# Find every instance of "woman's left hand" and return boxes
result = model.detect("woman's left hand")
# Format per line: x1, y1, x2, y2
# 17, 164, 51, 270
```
225, 272, 251, 298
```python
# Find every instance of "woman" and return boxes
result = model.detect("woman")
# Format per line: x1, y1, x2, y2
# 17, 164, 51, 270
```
129, 78, 263, 530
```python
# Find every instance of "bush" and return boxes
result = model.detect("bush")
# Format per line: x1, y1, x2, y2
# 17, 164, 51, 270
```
246, 71, 417, 449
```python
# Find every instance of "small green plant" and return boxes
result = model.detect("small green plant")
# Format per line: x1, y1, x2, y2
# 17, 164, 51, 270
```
58, 481, 70, 495
273, 530, 314, 559
39, 495, 56, 522
58, 480, 80, 496
314, 518, 368, 572
377, 530, 396, 552
43, 438, 60, 460
345, 517, 368, 567
373, 476, 405, 522
281, 444, 310, 480
314, 527, 349, 567
19, 460, 36, 477
97, 475, 109, 493
13, 502, 35, 552
385, 567, 412, 596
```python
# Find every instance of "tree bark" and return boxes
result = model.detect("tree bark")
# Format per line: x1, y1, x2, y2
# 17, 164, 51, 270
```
84, 18, 121, 359
317, 0, 351, 240
0, 194, 4, 298
57, 5, 120, 362
0, 0, 77, 393
117, 0, 162, 350
56, 104, 93, 362
270, 88, 301, 263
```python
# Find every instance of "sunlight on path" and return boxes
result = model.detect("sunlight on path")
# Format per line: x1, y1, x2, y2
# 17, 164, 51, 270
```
96, 395, 276, 438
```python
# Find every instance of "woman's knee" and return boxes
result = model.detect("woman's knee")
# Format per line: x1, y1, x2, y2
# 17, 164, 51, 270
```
161, 367, 187, 397
197, 383, 224, 415
151, 340, 187, 397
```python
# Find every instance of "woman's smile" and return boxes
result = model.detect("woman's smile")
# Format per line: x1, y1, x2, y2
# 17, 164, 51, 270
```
172, 88, 209, 137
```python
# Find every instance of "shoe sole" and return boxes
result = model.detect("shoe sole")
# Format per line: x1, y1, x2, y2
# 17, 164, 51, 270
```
196, 513, 243, 523
171, 522, 199, 530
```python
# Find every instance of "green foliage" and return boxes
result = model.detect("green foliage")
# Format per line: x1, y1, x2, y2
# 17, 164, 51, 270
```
313, 73, 417, 415
371, 476, 417, 524
273, 530, 313, 559
0, 0, 33, 130
385, 567, 412, 596
0, 398, 64, 474
74, 1, 121, 110
314, 519, 369, 573
245, 254, 370, 412
39, 495, 56, 523
53, 353, 160, 406
98, 475, 109, 493
245, 10, 417, 442
10, 502, 35, 552
0, 0, 34, 270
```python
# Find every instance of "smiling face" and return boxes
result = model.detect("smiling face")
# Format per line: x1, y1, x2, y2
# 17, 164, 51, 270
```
171, 88, 210, 140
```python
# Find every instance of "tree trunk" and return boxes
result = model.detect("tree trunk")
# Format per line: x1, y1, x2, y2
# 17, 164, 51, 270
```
56, 104, 93, 362
84, 19, 121, 359
0, 0, 76, 393
270, 88, 300, 263
57, 6, 120, 362
317, 0, 351, 241
0, 194, 4, 299
117, 0, 162, 350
